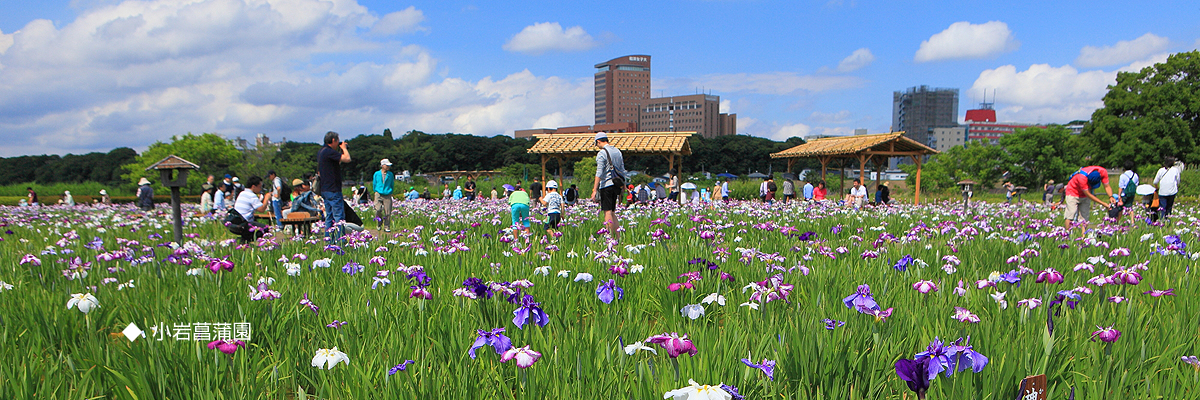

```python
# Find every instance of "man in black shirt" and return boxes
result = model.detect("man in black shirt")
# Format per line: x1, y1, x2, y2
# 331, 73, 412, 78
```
464, 179, 477, 201
529, 178, 543, 213
317, 131, 351, 240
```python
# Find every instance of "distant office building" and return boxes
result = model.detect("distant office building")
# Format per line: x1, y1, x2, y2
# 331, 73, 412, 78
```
931, 126, 967, 152
962, 102, 1043, 145
853, 128, 868, 136
1065, 122, 1086, 135
513, 128, 556, 139
639, 94, 735, 138
892, 86, 959, 147
595, 55, 651, 126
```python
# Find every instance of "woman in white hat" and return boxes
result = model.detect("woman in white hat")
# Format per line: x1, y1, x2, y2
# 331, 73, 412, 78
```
99, 189, 111, 205
62, 191, 75, 207
137, 177, 155, 211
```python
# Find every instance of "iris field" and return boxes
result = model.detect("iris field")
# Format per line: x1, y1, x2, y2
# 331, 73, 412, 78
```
1, 198, 1197, 399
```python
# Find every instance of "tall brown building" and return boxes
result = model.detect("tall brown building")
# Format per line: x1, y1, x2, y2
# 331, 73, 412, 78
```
594, 55, 651, 126
639, 94, 736, 138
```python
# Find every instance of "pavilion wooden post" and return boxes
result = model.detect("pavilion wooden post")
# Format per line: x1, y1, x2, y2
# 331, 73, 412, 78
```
819, 156, 830, 181
540, 155, 547, 183
786, 158, 795, 174
874, 156, 885, 192
912, 155, 923, 204
857, 153, 868, 187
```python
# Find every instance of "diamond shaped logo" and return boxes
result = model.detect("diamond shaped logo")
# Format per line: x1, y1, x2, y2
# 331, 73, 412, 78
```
122, 322, 144, 342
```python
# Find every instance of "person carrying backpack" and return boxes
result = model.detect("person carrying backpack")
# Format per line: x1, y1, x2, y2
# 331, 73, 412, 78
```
1063, 165, 1114, 232
1154, 155, 1184, 221
1109, 160, 1139, 222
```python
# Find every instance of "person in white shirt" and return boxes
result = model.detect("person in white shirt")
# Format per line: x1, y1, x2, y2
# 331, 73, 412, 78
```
849, 179, 868, 208
1113, 160, 1139, 223
230, 176, 271, 242
200, 184, 214, 214
1154, 155, 1183, 220
539, 180, 564, 236
268, 170, 284, 229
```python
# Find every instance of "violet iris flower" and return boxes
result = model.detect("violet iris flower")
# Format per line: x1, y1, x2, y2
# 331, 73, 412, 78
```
843, 284, 879, 312
894, 255, 913, 272
823, 318, 845, 330
512, 294, 550, 329
468, 328, 512, 358
1143, 286, 1175, 297
913, 338, 954, 379
740, 358, 776, 380
797, 231, 816, 241
207, 257, 233, 274
894, 358, 931, 399
596, 279, 623, 304
1036, 268, 1064, 284
646, 332, 698, 358
388, 360, 415, 375
720, 384, 744, 400
998, 270, 1022, 286
462, 277, 494, 298
946, 337, 989, 374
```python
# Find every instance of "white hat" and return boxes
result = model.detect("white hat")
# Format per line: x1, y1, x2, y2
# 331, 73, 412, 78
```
546, 180, 558, 189
1136, 184, 1156, 196
594, 132, 608, 141
232, 177, 240, 182
99, 190, 107, 195
64, 191, 70, 195
138, 177, 151, 185
381, 158, 393, 166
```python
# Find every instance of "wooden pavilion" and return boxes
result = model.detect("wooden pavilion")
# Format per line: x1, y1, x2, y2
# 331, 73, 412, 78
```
526, 132, 693, 183
769, 132, 939, 203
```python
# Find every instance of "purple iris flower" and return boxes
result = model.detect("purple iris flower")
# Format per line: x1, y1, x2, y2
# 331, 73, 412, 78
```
831, 225, 843, 235
468, 328, 512, 358
797, 231, 816, 241
823, 318, 845, 330
842, 284, 879, 312
740, 358, 776, 380
894, 255, 913, 272
895, 358, 931, 399
913, 337, 954, 379
596, 279, 623, 304
341, 261, 363, 275
512, 294, 550, 329
998, 270, 1022, 286
720, 384, 744, 400
946, 337, 989, 374
1143, 286, 1175, 297
388, 360, 415, 375
462, 277, 493, 299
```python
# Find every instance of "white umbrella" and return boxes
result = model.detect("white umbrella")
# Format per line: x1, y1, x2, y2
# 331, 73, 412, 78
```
680, 182, 697, 190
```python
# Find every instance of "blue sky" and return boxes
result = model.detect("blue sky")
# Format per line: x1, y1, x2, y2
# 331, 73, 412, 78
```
1, 0, 1198, 156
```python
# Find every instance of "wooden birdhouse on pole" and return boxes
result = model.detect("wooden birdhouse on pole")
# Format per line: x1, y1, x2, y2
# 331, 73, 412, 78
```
146, 155, 199, 244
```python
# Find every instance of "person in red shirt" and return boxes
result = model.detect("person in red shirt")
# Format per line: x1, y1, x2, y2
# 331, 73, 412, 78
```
1063, 166, 1113, 230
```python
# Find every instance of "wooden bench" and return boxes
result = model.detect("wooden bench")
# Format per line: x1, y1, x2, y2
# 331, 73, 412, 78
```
281, 212, 321, 236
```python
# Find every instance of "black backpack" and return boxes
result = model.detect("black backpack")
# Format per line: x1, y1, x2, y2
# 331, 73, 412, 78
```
565, 187, 578, 202
767, 181, 777, 192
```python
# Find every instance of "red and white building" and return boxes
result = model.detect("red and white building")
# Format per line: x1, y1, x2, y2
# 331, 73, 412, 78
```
963, 103, 1043, 145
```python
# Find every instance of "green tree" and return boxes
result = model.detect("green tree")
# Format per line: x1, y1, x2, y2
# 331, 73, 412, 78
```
573, 157, 596, 198
1084, 50, 1200, 167
1000, 126, 1084, 188
901, 140, 1006, 191
122, 133, 242, 195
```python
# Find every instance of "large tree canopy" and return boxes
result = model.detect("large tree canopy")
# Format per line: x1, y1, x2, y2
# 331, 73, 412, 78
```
1084, 50, 1200, 167
122, 133, 243, 195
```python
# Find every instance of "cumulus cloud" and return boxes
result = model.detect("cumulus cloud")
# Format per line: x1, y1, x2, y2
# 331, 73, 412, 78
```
969, 53, 1170, 123
0, 0, 596, 156
502, 22, 599, 55
915, 21, 1019, 63
370, 6, 426, 36
1075, 33, 1169, 68
836, 48, 874, 72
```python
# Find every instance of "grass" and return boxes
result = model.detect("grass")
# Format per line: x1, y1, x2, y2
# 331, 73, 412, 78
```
0, 198, 1196, 399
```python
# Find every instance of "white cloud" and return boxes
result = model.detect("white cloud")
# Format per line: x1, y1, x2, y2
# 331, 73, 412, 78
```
370, 6, 426, 36
836, 48, 874, 72
809, 110, 850, 124
660, 72, 863, 96
719, 99, 731, 114
969, 53, 1170, 123
502, 22, 599, 55
0, 0, 597, 156
1075, 33, 1169, 68
915, 21, 1019, 63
